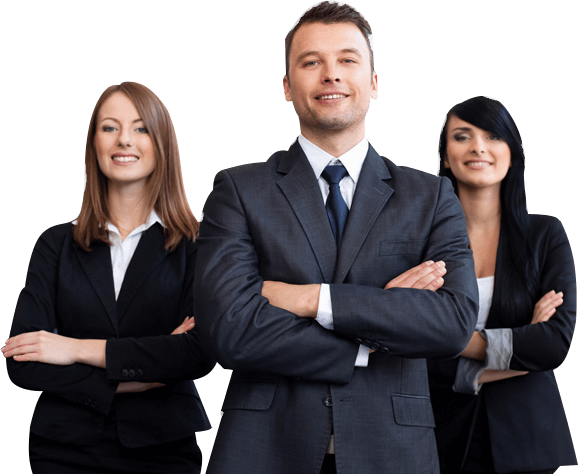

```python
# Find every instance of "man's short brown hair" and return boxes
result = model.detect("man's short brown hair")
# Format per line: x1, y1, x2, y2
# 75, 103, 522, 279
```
285, 1, 374, 78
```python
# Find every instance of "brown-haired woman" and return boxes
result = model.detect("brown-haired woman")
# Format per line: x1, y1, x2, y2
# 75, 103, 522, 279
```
3, 82, 215, 473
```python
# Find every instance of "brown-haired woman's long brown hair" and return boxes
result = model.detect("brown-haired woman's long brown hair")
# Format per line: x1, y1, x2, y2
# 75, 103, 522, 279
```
74, 82, 198, 252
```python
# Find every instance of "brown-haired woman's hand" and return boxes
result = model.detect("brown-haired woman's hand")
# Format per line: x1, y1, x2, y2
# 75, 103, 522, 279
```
2, 330, 83, 365
171, 316, 195, 335
531, 290, 563, 324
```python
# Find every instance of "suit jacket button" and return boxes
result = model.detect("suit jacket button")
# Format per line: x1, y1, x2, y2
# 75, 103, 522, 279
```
354, 338, 362, 344
121, 369, 129, 377
380, 347, 389, 353
363, 340, 371, 347
136, 369, 143, 377
371, 342, 381, 351
323, 395, 333, 407
78, 397, 84, 404
129, 369, 136, 378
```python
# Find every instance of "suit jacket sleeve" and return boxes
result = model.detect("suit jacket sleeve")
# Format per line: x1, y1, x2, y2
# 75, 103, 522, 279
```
508, 217, 576, 371
194, 169, 359, 384
6, 226, 117, 415
105, 241, 216, 382
330, 177, 479, 359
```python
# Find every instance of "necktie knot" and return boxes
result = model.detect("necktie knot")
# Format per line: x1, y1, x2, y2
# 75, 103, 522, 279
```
322, 165, 348, 185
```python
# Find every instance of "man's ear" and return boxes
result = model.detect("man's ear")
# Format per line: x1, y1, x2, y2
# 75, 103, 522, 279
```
283, 76, 292, 102
371, 72, 378, 99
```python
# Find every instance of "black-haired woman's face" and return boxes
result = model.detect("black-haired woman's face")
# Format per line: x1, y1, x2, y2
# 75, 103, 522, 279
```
443, 115, 511, 191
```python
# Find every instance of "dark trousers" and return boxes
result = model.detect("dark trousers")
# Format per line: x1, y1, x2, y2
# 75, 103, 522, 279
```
29, 413, 201, 474
459, 470, 556, 474
320, 453, 556, 474
320, 454, 336, 474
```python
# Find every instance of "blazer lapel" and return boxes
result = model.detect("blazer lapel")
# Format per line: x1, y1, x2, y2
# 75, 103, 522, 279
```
276, 141, 337, 283
333, 145, 394, 283
117, 223, 170, 320
74, 241, 119, 335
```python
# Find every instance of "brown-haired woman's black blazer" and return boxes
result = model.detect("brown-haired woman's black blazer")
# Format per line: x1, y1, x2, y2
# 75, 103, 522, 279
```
7, 222, 214, 448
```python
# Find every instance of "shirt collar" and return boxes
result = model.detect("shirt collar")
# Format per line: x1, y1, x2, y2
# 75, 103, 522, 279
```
72, 209, 163, 235
298, 134, 369, 184
105, 209, 163, 238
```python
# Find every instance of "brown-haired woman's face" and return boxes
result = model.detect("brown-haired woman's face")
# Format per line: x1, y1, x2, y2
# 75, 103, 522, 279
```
444, 115, 511, 191
94, 92, 156, 188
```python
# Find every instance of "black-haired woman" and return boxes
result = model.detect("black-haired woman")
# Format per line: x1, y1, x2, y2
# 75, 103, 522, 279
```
428, 96, 576, 474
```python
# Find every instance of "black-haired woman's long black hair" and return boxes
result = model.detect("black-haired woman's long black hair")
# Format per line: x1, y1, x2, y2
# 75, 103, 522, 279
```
439, 96, 539, 326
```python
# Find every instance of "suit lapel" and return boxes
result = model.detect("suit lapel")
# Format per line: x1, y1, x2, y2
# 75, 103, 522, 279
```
276, 142, 337, 283
117, 223, 170, 320
333, 145, 394, 283
74, 241, 120, 335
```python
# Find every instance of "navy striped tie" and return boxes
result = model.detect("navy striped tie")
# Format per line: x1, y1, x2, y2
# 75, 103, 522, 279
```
322, 165, 349, 250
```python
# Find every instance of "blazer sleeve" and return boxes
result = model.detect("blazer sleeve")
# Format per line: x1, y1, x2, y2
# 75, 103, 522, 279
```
6, 226, 117, 415
105, 241, 216, 383
194, 170, 359, 384
330, 177, 479, 360
508, 217, 576, 371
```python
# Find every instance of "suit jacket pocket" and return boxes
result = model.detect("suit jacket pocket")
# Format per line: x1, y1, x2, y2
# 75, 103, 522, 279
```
391, 393, 436, 428
380, 240, 427, 256
222, 380, 277, 411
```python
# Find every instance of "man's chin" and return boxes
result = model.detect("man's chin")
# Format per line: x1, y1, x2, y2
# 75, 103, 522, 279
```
302, 115, 354, 131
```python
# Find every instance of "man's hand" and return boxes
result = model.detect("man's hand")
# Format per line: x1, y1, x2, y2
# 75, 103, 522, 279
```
385, 261, 446, 291
261, 282, 321, 318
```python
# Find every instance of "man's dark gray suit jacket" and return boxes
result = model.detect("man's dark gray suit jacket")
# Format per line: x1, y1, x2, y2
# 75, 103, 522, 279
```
194, 141, 478, 474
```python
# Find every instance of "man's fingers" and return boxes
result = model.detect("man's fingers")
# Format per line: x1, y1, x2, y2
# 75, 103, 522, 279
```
385, 260, 445, 290
385, 261, 446, 289
384, 261, 434, 289
424, 277, 445, 292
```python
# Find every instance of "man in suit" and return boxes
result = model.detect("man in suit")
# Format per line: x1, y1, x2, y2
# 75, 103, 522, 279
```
194, 2, 478, 473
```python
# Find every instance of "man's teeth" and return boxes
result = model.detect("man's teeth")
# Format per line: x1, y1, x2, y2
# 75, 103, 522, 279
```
318, 94, 346, 100
113, 156, 138, 163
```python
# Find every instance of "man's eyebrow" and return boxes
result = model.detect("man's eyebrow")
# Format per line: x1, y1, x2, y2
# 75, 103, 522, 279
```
296, 50, 320, 63
295, 48, 363, 64
339, 48, 362, 56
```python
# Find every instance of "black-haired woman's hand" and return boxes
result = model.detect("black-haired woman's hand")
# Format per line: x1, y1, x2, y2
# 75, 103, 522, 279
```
531, 290, 563, 324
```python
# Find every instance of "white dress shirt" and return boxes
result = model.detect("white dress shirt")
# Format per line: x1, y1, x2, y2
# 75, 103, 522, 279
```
73, 211, 163, 300
452, 276, 514, 395
298, 135, 370, 367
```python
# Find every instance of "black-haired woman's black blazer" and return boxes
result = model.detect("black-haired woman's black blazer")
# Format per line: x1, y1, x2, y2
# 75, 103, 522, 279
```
428, 215, 576, 472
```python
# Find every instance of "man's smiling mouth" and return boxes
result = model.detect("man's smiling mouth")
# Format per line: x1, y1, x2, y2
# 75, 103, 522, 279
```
316, 94, 348, 100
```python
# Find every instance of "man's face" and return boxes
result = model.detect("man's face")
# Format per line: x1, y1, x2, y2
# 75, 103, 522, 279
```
283, 22, 377, 137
